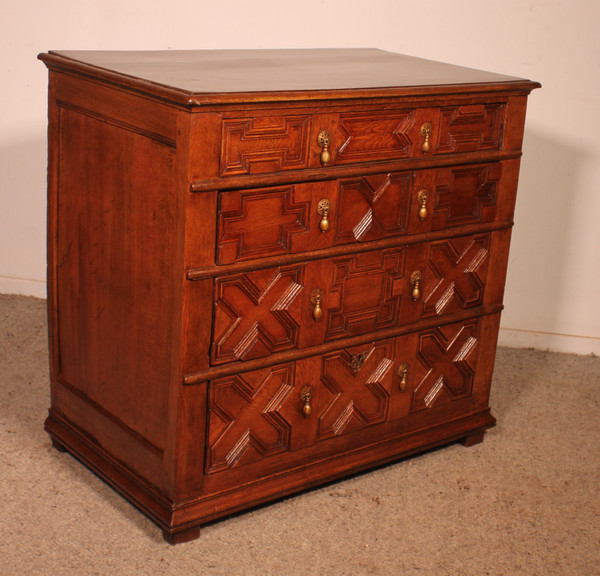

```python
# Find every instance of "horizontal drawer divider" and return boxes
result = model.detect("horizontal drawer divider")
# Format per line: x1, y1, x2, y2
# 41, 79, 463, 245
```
186, 220, 513, 281
190, 149, 522, 193
182, 305, 503, 385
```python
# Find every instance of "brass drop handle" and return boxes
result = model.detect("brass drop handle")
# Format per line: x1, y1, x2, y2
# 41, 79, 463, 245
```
421, 122, 432, 154
398, 363, 409, 391
410, 271, 422, 301
317, 199, 331, 232
300, 386, 313, 417
310, 288, 323, 321
417, 189, 428, 221
318, 130, 332, 166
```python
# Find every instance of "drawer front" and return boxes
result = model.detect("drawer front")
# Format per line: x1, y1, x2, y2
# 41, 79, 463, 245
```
216, 173, 412, 265
204, 316, 486, 484
210, 233, 491, 365
216, 162, 502, 265
313, 248, 408, 343
205, 362, 297, 474
333, 171, 412, 244
217, 102, 507, 177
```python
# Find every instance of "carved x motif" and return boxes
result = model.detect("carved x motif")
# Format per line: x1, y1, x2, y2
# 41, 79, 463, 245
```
424, 236, 489, 316
213, 267, 303, 363
412, 323, 478, 412
207, 366, 294, 472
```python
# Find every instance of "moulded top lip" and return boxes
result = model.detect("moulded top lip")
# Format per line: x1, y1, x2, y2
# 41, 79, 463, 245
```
39, 48, 541, 106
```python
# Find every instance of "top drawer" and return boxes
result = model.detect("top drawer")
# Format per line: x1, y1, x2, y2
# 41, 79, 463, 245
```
219, 102, 507, 176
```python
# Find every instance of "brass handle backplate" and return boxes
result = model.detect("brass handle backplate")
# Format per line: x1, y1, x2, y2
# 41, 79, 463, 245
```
300, 386, 313, 417
410, 271, 422, 301
417, 189, 429, 221
310, 288, 323, 321
398, 362, 409, 391
318, 130, 331, 166
317, 199, 331, 232
420, 122, 432, 154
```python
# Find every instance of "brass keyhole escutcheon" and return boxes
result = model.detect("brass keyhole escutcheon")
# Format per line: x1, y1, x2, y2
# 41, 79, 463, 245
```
397, 362, 409, 391
317, 199, 331, 232
410, 271, 422, 301
417, 189, 429, 221
310, 288, 323, 321
349, 350, 370, 375
420, 122, 432, 154
318, 130, 332, 166
300, 386, 313, 418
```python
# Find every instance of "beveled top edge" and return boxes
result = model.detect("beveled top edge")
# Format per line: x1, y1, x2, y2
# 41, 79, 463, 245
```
39, 48, 540, 106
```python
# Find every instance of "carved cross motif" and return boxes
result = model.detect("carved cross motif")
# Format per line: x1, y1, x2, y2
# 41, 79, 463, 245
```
213, 266, 304, 364
434, 164, 499, 227
218, 187, 309, 264
423, 235, 489, 317
412, 321, 479, 412
318, 343, 393, 439
206, 366, 294, 473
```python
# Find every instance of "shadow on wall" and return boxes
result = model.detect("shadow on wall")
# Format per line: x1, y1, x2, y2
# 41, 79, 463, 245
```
0, 136, 47, 297
501, 127, 588, 337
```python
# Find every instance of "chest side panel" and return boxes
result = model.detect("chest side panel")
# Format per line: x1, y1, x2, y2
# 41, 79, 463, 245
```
54, 98, 180, 456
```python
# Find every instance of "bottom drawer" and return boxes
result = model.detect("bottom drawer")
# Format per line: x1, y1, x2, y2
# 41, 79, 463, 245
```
204, 313, 499, 488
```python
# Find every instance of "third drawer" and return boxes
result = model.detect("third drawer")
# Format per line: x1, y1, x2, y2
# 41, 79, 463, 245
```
210, 230, 507, 365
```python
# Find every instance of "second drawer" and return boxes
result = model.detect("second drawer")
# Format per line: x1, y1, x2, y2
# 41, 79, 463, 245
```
216, 162, 503, 265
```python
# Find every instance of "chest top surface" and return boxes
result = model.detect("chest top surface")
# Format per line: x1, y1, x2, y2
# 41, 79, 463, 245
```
39, 48, 539, 105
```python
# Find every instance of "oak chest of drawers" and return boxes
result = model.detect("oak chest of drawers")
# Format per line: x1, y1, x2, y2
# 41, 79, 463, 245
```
39, 49, 539, 543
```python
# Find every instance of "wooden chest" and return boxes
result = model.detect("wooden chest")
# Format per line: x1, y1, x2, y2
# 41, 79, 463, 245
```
39, 49, 539, 543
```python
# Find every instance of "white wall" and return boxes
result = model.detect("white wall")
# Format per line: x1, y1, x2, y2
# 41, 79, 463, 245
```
2, 0, 599, 354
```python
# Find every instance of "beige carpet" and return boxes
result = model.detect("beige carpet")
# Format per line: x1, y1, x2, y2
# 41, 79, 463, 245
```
1, 293, 599, 575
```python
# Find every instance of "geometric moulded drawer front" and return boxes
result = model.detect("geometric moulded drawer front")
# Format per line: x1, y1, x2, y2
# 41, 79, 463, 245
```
331, 109, 417, 164
217, 185, 311, 265
206, 363, 296, 474
205, 342, 402, 475
333, 171, 412, 244
428, 163, 501, 230
215, 163, 501, 267
210, 235, 492, 365
205, 316, 483, 478
215, 163, 501, 266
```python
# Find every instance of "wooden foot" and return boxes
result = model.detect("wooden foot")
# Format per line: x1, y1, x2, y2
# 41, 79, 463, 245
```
163, 525, 201, 545
460, 431, 485, 447
51, 438, 68, 453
